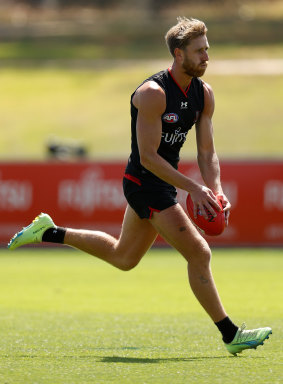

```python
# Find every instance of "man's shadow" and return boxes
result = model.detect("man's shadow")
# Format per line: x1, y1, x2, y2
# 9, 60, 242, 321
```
97, 355, 239, 364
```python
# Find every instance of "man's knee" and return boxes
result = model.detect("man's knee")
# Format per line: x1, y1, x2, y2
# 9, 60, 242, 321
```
200, 246, 212, 266
115, 253, 141, 271
118, 261, 139, 271
188, 241, 212, 267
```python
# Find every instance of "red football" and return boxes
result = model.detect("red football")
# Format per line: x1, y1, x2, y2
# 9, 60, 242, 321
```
186, 194, 225, 236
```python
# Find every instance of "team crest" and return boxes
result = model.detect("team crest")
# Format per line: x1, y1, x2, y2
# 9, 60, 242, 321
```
162, 113, 179, 123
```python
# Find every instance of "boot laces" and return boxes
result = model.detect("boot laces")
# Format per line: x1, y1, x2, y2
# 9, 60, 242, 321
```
238, 323, 259, 341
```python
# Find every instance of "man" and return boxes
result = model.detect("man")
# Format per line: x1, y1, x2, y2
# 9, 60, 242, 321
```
8, 17, 271, 355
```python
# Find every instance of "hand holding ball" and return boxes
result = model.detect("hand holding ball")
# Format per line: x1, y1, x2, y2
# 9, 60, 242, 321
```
186, 194, 225, 236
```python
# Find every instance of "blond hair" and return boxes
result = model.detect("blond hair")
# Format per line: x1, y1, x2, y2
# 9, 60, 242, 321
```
165, 17, 208, 57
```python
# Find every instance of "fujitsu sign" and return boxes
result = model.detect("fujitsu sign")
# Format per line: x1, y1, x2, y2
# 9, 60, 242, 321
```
58, 168, 126, 215
0, 172, 32, 211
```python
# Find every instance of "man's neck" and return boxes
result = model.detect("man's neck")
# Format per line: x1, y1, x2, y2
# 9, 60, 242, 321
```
170, 62, 192, 92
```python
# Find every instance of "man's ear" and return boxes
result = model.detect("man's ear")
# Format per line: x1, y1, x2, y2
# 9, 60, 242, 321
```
174, 47, 184, 63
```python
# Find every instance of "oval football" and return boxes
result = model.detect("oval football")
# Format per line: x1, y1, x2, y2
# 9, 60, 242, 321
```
186, 194, 225, 236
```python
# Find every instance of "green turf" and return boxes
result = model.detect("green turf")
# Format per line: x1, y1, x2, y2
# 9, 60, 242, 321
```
0, 248, 282, 383
0, 68, 282, 160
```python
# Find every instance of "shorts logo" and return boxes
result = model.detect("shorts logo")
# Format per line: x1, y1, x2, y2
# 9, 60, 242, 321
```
162, 113, 179, 123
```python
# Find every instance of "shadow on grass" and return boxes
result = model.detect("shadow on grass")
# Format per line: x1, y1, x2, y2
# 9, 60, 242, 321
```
2, 354, 245, 362
96, 355, 246, 363
2, 351, 266, 363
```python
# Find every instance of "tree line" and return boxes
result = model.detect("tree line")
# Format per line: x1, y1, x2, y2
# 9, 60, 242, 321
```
15, 0, 233, 9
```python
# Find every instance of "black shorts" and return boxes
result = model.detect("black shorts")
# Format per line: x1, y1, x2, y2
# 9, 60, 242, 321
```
123, 173, 178, 219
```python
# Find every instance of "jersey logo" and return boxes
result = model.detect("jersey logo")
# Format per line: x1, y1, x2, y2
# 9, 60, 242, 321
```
162, 113, 179, 123
181, 102, 188, 109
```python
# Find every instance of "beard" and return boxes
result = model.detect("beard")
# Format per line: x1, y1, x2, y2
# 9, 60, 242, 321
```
182, 57, 207, 78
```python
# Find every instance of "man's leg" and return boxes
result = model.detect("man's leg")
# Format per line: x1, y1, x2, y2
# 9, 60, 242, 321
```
8, 202, 272, 353
63, 205, 158, 271
150, 203, 226, 322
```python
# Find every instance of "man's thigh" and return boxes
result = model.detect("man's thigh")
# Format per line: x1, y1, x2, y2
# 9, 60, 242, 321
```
150, 203, 208, 259
117, 205, 158, 260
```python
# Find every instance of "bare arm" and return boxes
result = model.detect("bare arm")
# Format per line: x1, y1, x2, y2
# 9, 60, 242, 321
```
133, 81, 221, 218
134, 81, 199, 192
195, 82, 231, 222
196, 82, 222, 194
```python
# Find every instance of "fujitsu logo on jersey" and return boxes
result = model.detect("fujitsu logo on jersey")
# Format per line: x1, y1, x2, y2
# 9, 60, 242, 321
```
162, 113, 179, 123
162, 127, 188, 146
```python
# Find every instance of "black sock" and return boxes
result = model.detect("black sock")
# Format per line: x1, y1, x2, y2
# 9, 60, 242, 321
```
215, 316, 238, 344
42, 227, 66, 244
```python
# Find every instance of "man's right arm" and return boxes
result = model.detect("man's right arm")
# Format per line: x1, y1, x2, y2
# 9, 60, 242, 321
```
133, 81, 220, 218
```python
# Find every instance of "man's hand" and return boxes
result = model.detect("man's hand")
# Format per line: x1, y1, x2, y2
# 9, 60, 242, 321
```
189, 184, 222, 221
216, 193, 231, 226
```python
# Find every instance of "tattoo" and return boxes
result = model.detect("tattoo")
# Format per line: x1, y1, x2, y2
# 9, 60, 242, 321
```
179, 226, 186, 232
199, 275, 209, 284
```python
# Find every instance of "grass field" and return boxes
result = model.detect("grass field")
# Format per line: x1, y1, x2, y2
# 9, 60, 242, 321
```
0, 248, 282, 383
1, 41, 283, 61
1, 67, 282, 160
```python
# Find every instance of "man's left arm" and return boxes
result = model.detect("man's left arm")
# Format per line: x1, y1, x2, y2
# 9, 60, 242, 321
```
195, 82, 231, 223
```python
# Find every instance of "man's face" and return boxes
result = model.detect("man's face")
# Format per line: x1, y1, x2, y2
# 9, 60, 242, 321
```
181, 35, 209, 77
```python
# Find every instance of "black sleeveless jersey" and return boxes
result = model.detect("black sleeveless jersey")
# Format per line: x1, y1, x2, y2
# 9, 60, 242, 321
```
125, 68, 204, 189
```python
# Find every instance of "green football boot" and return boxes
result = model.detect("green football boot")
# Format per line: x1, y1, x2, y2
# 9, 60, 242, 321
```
225, 323, 272, 356
7, 213, 56, 250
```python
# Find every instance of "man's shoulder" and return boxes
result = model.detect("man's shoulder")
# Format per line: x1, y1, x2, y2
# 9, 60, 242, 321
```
199, 81, 215, 115
138, 80, 165, 96
133, 69, 168, 96
200, 80, 213, 96
133, 72, 166, 112
135, 70, 168, 99
144, 69, 169, 91
134, 80, 166, 112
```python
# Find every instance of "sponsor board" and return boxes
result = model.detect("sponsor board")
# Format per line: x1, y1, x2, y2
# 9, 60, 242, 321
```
0, 160, 282, 246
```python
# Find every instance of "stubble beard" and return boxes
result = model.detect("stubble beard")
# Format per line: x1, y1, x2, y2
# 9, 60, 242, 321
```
182, 58, 207, 78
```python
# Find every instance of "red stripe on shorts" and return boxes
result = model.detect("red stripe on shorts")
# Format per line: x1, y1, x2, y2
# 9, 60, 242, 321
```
124, 173, 142, 186
148, 206, 161, 220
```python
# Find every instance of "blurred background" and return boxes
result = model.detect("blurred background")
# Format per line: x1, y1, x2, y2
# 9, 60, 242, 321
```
0, 5, 282, 380
0, 0, 282, 160
0, 0, 283, 246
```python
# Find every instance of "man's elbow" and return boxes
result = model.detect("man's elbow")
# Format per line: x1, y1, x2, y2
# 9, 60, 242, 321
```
140, 152, 155, 170
198, 151, 219, 167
